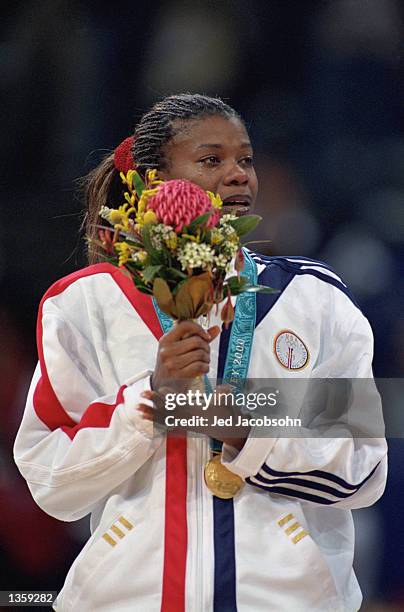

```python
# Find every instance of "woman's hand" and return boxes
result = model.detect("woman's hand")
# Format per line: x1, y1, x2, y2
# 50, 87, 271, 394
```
151, 320, 220, 393
137, 386, 250, 451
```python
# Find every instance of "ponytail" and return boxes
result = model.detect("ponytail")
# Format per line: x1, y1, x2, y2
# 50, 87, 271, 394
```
82, 153, 122, 263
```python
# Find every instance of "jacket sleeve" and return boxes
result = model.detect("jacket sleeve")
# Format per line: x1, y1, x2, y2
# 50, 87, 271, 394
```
221, 288, 387, 509
14, 300, 163, 522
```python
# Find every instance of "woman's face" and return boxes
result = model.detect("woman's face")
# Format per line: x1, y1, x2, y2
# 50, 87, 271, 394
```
158, 115, 258, 216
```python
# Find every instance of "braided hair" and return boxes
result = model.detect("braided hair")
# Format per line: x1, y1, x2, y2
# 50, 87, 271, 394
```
83, 94, 241, 263
133, 93, 240, 174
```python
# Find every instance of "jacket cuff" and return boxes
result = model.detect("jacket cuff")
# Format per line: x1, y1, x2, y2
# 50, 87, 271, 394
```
121, 371, 155, 438
221, 428, 279, 480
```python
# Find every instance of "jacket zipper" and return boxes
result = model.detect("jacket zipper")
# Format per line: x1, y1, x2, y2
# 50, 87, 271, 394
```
195, 436, 205, 611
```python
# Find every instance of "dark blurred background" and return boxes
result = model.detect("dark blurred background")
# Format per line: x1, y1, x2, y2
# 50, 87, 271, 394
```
1, 1, 403, 609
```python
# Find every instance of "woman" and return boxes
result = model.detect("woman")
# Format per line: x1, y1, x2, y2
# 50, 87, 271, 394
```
14, 94, 387, 611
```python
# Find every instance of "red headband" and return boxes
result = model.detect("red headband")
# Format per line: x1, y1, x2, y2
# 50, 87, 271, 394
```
114, 136, 136, 173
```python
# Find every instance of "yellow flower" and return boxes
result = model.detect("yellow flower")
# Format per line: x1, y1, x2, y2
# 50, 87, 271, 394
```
136, 188, 159, 227
124, 191, 136, 206
146, 169, 163, 188
126, 170, 135, 191
120, 169, 139, 192
182, 233, 200, 243
210, 228, 224, 245
207, 191, 223, 209
164, 232, 177, 250
107, 203, 136, 231
114, 241, 132, 266
143, 210, 158, 224
138, 188, 158, 212
108, 209, 124, 225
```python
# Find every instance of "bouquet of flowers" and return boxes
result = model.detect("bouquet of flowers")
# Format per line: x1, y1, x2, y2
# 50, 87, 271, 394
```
90, 169, 275, 326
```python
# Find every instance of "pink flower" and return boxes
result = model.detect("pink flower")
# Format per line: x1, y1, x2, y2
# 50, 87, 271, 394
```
147, 179, 220, 233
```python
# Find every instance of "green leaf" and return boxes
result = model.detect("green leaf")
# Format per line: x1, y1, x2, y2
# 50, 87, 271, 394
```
96, 253, 119, 265
242, 284, 280, 294
224, 276, 279, 296
241, 239, 272, 248
142, 265, 162, 283
122, 238, 143, 248
225, 275, 248, 295
228, 214, 262, 237
141, 226, 171, 267
186, 212, 212, 232
132, 171, 145, 198
135, 285, 154, 295
141, 225, 160, 262
167, 267, 188, 280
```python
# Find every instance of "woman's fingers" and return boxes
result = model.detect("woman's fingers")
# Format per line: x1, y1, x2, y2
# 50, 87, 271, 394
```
207, 325, 220, 341
160, 335, 210, 358
162, 349, 210, 372
153, 322, 221, 391
137, 404, 155, 421
162, 320, 211, 343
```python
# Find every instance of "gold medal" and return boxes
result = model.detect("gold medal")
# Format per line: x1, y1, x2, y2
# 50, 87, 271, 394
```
204, 453, 244, 499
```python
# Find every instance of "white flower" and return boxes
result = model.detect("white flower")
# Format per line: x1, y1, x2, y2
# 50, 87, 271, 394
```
99, 205, 113, 221
151, 234, 162, 250
149, 224, 175, 249
219, 219, 238, 244
219, 214, 237, 225
214, 253, 232, 271
221, 224, 237, 239
131, 250, 148, 263
177, 242, 214, 271
223, 241, 239, 258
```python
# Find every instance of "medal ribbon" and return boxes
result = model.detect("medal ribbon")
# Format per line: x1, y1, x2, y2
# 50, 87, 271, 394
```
221, 249, 257, 385
153, 248, 257, 384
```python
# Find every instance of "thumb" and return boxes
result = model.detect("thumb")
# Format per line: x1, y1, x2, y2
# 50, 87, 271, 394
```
207, 325, 221, 342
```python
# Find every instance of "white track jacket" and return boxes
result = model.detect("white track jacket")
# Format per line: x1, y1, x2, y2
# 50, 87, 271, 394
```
14, 254, 387, 612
